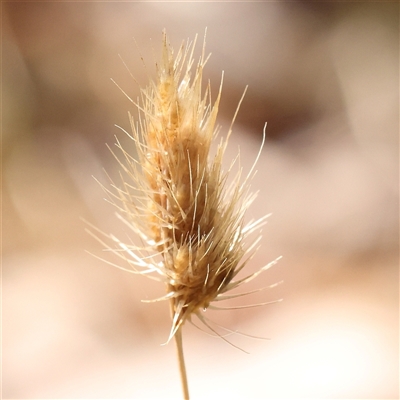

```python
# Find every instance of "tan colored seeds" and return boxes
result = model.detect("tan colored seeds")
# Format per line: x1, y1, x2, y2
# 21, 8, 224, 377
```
97, 31, 279, 342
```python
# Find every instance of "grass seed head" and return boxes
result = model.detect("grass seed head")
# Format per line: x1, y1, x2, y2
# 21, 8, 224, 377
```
101, 31, 277, 341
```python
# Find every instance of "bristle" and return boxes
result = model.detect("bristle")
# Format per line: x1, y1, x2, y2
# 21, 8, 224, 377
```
99, 31, 278, 341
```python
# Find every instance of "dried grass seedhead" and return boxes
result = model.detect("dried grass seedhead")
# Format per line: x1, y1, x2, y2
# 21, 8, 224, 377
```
96, 31, 279, 342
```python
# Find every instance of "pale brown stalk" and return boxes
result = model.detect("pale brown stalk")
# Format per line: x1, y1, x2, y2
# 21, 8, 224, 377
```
173, 321, 189, 400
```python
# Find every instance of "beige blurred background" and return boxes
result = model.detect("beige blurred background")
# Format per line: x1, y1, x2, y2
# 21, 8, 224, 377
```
2, 2, 398, 399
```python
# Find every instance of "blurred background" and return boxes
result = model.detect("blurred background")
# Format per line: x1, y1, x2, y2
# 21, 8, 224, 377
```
2, 2, 398, 399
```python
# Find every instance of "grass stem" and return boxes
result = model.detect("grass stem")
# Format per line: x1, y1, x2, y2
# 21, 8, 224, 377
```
174, 325, 190, 400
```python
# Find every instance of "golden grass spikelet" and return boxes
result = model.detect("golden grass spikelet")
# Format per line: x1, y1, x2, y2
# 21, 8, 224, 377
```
94, 31, 280, 344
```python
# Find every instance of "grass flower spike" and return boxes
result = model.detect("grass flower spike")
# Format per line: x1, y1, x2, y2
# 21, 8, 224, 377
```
93, 31, 280, 399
